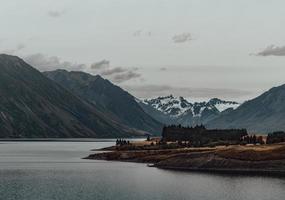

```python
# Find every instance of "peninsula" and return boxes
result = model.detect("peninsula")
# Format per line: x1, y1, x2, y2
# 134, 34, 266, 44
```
85, 125, 285, 176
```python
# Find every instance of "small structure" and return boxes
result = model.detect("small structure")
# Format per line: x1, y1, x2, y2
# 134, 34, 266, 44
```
162, 125, 248, 146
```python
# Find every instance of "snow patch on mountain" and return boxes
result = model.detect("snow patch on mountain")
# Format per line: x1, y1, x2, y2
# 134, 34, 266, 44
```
215, 102, 239, 112
207, 98, 240, 112
143, 95, 240, 118
143, 95, 192, 116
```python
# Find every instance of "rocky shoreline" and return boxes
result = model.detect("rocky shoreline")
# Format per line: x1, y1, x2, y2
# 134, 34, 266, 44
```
85, 143, 285, 176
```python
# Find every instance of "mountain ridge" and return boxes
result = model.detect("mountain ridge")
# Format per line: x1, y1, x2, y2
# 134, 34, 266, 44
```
207, 84, 285, 133
0, 54, 140, 138
140, 95, 240, 126
43, 69, 163, 135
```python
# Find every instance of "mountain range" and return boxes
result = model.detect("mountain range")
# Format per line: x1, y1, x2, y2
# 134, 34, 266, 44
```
0, 54, 151, 138
1, 54, 285, 137
141, 86, 285, 134
139, 95, 240, 126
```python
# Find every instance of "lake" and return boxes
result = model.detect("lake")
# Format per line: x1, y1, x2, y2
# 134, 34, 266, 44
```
0, 140, 285, 200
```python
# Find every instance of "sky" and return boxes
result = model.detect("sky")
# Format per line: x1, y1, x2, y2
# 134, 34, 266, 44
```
1, 0, 285, 102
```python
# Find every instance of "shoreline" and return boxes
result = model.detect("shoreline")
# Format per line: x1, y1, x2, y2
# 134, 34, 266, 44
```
85, 143, 285, 177
0, 138, 146, 142
154, 166, 285, 177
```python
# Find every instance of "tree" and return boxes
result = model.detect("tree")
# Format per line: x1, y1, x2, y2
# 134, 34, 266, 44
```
252, 135, 257, 144
147, 135, 151, 141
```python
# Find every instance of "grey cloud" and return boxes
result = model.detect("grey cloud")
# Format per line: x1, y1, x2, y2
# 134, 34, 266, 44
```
172, 33, 192, 43
91, 60, 110, 69
89, 60, 141, 83
256, 45, 285, 56
24, 53, 85, 71
16, 44, 26, 51
112, 71, 141, 83
133, 30, 143, 37
1, 43, 26, 54
22, 53, 141, 83
100, 67, 128, 76
48, 10, 65, 18
17, 52, 140, 83
123, 85, 252, 99
133, 30, 152, 37
160, 67, 167, 71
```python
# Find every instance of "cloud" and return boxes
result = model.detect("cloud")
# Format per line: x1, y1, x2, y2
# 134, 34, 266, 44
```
21, 53, 141, 83
256, 45, 285, 56
89, 60, 141, 83
133, 30, 143, 37
24, 53, 85, 71
172, 33, 192, 43
1, 43, 26, 54
48, 10, 65, 18
90, 60, 110, 69
16, 44, 26, 51
112, 71, 141, 83
160, 67, 167, 71
100, 67, 128, 76
123, 84, 251, 100
133, 30, 152, 37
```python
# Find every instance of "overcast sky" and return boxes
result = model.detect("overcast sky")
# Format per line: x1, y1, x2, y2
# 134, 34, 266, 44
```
1, 0, 285, 102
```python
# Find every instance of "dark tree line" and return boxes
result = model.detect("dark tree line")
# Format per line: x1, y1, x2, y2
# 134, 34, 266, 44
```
266, 131, 285, 144
116, 139, 130, 146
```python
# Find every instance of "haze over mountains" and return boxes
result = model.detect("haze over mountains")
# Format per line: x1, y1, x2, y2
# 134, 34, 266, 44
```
1, 54, 285, 137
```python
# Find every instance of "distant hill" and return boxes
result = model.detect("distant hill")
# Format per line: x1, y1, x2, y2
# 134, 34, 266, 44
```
0, 54, 141, 138
43, 70, 162, 135
140, 95, 239, 126
207, 84, 285, 133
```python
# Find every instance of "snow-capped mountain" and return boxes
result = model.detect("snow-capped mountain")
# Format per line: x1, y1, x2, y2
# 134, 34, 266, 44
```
140, 95, 240, 126
206, 98, 240, 113
143, 95, 192, 117
143, 95, 239, 118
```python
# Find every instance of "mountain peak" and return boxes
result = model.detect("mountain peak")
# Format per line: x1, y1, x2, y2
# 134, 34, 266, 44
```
53, 69, 69, 73
44, 70, 163, 135
0, 55, 137, 138
0, 54, 25, 67
93, 74, 107, 82
143, 95, 240, 118
209, 97, 222, 103
0, 54, 20, 59
207, 83, 285, 133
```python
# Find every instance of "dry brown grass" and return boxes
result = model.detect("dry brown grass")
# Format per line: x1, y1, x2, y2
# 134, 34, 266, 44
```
216, 143, 285, 161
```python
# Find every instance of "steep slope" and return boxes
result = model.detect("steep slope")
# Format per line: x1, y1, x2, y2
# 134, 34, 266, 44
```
0, 54, 138, 138
43, 70, 162, 135
207, 84, 285, 133
137, 100, 173, 125
141, 95, 239, 126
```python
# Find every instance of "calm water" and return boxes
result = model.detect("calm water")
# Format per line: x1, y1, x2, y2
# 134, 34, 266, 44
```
0, 140, 285, 200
